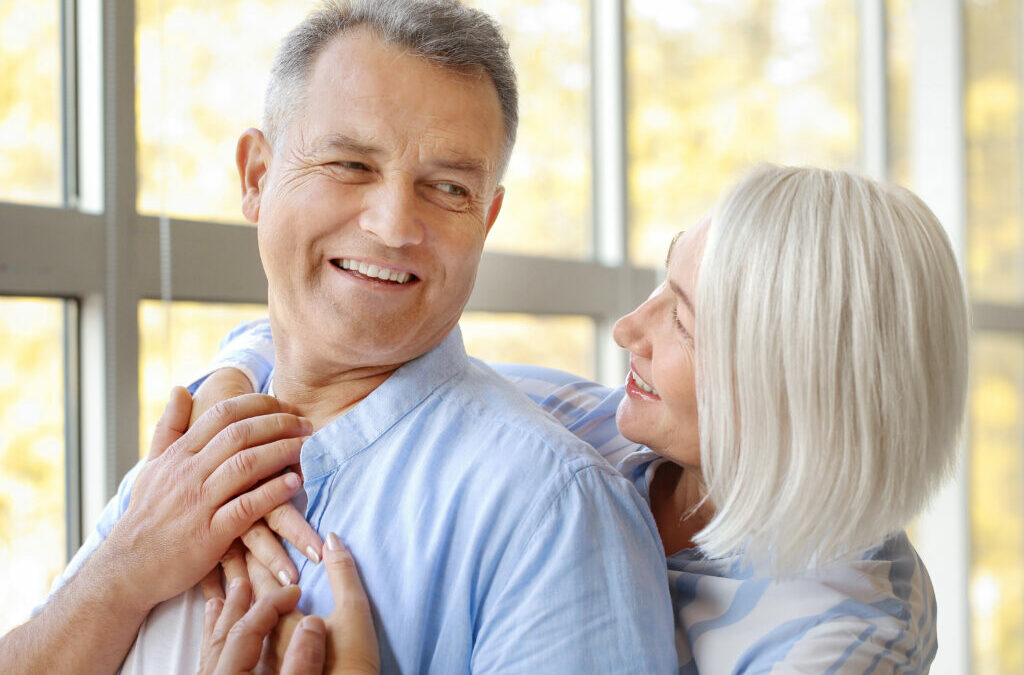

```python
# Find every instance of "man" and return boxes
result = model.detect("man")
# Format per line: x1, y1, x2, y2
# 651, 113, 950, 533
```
1, 1, 675, 672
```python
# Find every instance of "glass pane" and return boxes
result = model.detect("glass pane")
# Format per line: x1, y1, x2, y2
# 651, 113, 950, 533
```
461, 312, 595, 380
965, 0, 1024, 303
0, 0, 61, 205
970, 333, 1024, 674
138, 301, 268, 456
137, 0, 592, 260
627, 0, 860, 266
885, 0, 911, 187
136, 1, 315, 222
0, 298, 66, 633
468, 0, 592, 259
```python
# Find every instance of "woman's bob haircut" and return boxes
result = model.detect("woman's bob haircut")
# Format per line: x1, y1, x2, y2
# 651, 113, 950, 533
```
693, 165, 969, 576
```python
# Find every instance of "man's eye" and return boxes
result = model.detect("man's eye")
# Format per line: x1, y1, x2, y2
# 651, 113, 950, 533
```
336, 161, 370, 171
436, 182, 468, 197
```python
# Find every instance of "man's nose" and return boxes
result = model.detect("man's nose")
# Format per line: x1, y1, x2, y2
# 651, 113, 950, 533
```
358, 181, 424, 248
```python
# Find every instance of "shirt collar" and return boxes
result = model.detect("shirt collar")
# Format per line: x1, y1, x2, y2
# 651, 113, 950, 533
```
296, 325, 470, 480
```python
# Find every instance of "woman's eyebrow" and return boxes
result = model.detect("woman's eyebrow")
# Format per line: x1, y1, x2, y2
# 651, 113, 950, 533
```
666, 230, 686, 268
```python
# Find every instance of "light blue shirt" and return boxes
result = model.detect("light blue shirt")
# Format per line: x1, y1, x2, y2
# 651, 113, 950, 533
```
49, 324, 677, 674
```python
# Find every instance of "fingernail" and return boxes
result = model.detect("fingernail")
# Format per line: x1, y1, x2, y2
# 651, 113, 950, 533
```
306, 545, 321, 564
300, 615, 325, 637
277, 570, 292, 586
298, 417, 313, 433
205, 598, 218, 616
228, 578, 243, 591
326, 532, 343, 552
284, 472, 301, 489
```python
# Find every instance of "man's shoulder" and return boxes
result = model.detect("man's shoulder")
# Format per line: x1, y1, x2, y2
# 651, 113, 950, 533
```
439, 357, 618, 473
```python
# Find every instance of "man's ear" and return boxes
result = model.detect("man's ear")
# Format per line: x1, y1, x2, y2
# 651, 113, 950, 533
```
236, 128, 271, 224
483, 186, 505, 237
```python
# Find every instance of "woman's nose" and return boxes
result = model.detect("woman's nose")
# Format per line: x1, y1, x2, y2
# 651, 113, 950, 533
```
612, 294, 656, 357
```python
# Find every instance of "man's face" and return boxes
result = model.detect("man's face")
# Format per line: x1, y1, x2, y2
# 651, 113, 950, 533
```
241, 28, 506, 371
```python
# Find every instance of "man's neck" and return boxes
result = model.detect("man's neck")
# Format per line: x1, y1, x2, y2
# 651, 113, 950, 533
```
271, 356, 402, 431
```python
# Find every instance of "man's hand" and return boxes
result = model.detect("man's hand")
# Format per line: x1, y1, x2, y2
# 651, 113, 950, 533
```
106, 387, 312, 611
193, 368, 324, 593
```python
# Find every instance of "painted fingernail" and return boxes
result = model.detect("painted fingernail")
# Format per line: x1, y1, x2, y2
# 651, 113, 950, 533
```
277, 570, 292, 586
300, 615, 325, 637
284, 472, 301, 489
306, 545, 321, 564
326, 532, 343, 552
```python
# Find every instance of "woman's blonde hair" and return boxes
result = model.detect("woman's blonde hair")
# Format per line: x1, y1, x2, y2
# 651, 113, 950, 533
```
693, 165, 969, 576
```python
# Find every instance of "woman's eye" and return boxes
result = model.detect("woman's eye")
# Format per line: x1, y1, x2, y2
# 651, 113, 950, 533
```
436, 182, 468, 196
672, 306, 691, 338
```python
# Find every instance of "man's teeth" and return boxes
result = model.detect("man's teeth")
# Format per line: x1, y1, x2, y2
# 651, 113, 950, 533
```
631, 370, 659, 396
338, 259, 411, 284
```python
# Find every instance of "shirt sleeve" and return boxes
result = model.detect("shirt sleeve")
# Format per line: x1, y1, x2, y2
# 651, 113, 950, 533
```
33, 458, 146, 614
470, 465, 677, 674
187, 317, 275, 394
489, 363, 642, 466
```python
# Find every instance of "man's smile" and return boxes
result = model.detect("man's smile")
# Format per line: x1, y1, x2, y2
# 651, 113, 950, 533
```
330, 258, 419, 285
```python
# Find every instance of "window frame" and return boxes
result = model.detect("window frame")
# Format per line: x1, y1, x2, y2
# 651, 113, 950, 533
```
2, 3, 1016, 672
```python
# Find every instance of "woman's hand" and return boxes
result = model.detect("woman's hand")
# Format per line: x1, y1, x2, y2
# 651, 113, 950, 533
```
106, 387, 311, 611
214, 534, 381, 675
194, 369, 324, 593
198, 579, 328, 675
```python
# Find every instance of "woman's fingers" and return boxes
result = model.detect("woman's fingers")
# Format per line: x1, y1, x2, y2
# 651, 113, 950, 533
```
280, 616, 328, 675
323, 533, 381, 675
241, 520, 299, 586
201, 567, 224, 602
200, 584, 302, 675
245, 550, 285, 601
146, 386, 193, 461
265, 502, 324, 565
210, 472, 303, 542
199, 578, 253, 674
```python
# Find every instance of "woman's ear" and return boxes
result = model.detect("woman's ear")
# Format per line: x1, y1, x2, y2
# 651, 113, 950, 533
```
237, 128, 271, 223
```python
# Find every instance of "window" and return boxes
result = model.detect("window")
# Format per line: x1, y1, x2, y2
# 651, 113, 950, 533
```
0, 0, 62, 206
970, 334, 1024, 674
0, 297, 67, 633
626, 0, 860, 266
138, 300, 268, 455
462, 312, 595, 380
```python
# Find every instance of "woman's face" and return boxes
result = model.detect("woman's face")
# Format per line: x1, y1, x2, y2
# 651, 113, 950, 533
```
613, 217, 709, 468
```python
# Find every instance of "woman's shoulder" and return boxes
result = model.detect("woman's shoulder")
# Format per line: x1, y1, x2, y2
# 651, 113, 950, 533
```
670, 533, 937, 673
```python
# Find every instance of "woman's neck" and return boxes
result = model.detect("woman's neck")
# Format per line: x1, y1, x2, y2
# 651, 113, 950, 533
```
648, 462, 714, 556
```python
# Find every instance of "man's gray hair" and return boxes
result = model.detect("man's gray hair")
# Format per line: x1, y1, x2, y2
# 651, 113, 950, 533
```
263, 0, 518, 177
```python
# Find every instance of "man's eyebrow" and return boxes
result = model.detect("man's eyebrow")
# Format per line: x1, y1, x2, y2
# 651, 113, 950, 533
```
668, 279, 694, 316
316, 134, 382, 156
430, 157, 490, 176
666, 230, 686, 268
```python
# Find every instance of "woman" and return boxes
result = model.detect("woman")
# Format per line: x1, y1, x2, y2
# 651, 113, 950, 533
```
190, 164, 969, 673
